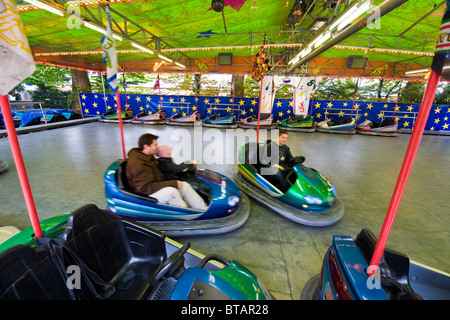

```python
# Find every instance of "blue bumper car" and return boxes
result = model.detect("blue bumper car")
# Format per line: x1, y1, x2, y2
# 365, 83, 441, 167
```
203, 112, 238, 128
104, 160, 250, 236
301, 229, 450, 300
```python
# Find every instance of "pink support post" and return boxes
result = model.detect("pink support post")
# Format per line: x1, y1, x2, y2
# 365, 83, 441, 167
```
368, 70, 440, 274
0, 95, 43, 238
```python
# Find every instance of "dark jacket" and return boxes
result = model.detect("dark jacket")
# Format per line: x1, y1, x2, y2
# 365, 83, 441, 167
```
158, 157, 197, 180
126, 148, 177, 195
263, 140, 295, 169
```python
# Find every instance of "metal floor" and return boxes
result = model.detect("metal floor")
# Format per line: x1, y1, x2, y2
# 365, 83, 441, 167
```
0, 121, 449, 300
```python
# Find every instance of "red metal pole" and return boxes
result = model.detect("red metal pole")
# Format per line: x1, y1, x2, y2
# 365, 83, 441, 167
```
368, 70, 440, 275
0, 95, 43, 238
115, 91, 126, 160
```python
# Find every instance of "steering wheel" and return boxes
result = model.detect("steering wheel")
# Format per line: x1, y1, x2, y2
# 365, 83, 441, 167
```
153, 242, 190, 282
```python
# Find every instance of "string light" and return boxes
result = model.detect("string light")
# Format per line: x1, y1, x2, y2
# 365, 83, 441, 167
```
333, 45, 434, 57
34, 50, 144, 56
162, 43, 303, 53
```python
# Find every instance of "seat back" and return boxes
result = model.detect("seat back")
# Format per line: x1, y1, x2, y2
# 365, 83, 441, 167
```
0, 245, 73, 300
244, 142, 261, 172
63, 204, 167, 299
355, 229, 422, 300
116, 160, 158, 202
117, 160, 129, 190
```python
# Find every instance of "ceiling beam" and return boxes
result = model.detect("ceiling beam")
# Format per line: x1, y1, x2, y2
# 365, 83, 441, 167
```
287, 0, 409, 72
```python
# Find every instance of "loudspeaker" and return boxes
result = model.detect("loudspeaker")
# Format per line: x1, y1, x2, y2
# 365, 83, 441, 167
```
218, 53, 233, 65
347, 55, 368, 68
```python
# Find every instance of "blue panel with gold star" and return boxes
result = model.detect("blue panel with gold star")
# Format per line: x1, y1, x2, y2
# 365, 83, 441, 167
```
80, 93, 450, 133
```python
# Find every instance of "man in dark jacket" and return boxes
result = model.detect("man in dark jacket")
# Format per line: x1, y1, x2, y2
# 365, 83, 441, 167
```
261, 130, 305, 192
126, 133, 207, 210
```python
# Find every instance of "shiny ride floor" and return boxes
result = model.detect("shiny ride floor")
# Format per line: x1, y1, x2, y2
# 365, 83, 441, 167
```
0, 121, 449, 300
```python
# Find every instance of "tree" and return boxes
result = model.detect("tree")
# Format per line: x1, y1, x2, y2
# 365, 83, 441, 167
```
433, 83, 450, 104
25, 65, 72, 109
399, 81, 426, 104
314, 78, 358, 101
71, 69, 91, 113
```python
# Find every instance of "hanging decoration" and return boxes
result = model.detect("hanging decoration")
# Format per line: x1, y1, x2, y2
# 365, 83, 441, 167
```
252, 36, 271, 82
153, 60, 166, 71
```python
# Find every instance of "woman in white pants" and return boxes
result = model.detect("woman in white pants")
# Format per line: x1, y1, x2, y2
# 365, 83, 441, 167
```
150, 181, 207, 210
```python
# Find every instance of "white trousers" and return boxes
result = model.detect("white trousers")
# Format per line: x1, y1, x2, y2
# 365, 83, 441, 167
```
149, 181, 208, 210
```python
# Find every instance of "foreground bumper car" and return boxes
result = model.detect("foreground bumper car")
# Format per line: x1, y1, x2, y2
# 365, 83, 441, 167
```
301, 229, 450, 300
356, 118, 398, 137
132, 109, 166, 124
278, 115, 315, 132
0, 204, 271, 300
316, 116, 356, 134
239, 113, 274, 128
234, 143, 344, 227
0, 160, 8, 174
104, 160, 250, 236
100, 108, 134, 123
166, 110, 200, 126
203, 112, 237, 128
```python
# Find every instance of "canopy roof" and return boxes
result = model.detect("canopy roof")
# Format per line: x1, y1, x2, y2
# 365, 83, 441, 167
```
18, 0, 445, 80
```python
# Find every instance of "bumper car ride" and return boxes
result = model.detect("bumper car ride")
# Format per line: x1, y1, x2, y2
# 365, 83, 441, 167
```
239, 113, 274, 128
132, 109, 166, 124
203, 112, 238, 128
166, 110, 200, 126
316, 117, 356, 134
0, 204, 271, 300
100, 108, 134, 122
356, 119, 398, 137
104, 160, 250, 236
278, 115, 315, 132
0, 160, 8, 174
234, 143, 344, 227
301, 229, 450, 300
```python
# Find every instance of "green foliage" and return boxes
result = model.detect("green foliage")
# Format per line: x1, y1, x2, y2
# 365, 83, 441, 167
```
399, 81, 426, 104
31, 88, 70, 108
26, 65, 72, 90
434, 84, 450, 104
314, 78, 358, 101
